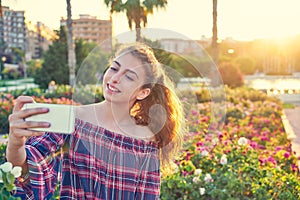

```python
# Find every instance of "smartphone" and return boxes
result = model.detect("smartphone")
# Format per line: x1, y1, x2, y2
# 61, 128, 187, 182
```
23, 103, 75, 134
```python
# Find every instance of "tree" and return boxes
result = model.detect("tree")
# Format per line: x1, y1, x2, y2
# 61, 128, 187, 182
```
212, 0, 218, 65
75, 38, 109, 85
66, 0, 76, 86
218, 61, 244, 88
34, 27, 107, 89
75, 45, 109, 85
104, 0, 168, 41
26, 59, 43, 78
34, 26, 69, 89
235, 56, 255, 75
75, 38, 97, 74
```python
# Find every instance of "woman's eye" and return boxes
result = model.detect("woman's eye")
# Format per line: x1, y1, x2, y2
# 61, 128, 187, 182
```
110, 67, 118, 71
126, 75, 134, 81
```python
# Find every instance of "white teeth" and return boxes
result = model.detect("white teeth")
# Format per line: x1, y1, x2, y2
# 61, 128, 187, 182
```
108, 84, 120, 92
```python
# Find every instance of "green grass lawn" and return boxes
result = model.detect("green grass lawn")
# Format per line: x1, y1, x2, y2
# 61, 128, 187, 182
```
0, 78, 34, 86
283, 103, 296, 109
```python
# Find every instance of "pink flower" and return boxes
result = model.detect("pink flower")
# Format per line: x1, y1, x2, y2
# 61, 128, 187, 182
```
186, 152, 191, 161
292, 164, 299, 172
275, 146, 281, 151
201, 116, 209, 122
283, 152, 290, 159
259, 158, 266, 165
196, 142, 204, 147
250, 141, 258, 149
191, 109, 198, 116
5, 93, 12, 99
182, 171, 188, 176
261, 136, 269, 141
267, 156, 277, 165
218, 133, 224, 139
224, 149, 231, 154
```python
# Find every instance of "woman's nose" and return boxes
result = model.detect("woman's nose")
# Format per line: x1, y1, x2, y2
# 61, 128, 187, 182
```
111, 72, 122, 83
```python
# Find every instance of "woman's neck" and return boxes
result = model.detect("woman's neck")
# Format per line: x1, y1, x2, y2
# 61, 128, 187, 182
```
93, 101, 155, 142
98, 100, 134, 126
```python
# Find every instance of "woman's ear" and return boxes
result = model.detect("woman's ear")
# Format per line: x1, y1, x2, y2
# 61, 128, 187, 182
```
136, 88, 151, 100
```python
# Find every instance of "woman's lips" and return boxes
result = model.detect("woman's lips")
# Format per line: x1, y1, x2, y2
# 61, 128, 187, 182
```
107, 83, 121, 93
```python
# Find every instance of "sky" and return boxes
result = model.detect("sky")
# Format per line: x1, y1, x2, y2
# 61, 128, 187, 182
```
2, 0, 300, 41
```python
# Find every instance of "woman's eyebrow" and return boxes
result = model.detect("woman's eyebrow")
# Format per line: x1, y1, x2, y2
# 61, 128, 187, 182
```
113, 60, 121, 67
113, 60, 139, 79
127, 70, 139, 79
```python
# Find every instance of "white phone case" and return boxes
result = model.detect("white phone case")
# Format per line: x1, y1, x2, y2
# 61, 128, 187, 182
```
23, 103, 75, 134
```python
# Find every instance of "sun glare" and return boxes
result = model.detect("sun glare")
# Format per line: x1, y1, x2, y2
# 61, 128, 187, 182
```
2, 0, 300, 41
234, 0, 300, 40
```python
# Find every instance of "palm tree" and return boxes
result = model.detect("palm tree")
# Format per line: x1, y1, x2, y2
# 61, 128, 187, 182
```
212, 0, 218, 65
104, 0, 168, 42
66, 0, 76, 86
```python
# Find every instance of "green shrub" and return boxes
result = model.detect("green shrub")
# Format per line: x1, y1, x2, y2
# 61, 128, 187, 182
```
218, 62, 244, 88
195, 89, 211, 103
1, 68, 22, 80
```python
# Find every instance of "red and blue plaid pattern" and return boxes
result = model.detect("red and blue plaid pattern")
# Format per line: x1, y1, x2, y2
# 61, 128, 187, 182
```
15, 118, 160, 199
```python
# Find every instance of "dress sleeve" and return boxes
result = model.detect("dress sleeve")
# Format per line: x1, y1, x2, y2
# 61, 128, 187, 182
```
14, 132, 68, 200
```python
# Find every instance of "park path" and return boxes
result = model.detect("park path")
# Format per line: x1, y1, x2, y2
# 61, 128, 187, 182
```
283, 106, 300, 161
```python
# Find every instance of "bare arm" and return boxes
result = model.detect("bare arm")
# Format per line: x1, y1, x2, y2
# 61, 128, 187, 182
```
6, 96, 50, 173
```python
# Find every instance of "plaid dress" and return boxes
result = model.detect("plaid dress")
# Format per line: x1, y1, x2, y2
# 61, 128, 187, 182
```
15, 118, 160, 199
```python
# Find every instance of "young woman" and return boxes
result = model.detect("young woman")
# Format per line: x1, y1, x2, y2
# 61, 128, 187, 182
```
6, 43, 185, 199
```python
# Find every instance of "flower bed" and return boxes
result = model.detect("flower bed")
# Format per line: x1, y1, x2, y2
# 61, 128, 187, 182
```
161, 88, 300, 199
1, 87, 300, 198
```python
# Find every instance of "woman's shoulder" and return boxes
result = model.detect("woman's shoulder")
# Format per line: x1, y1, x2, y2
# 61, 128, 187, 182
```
75, 104, 95, 121
75, 103, 103, 118
74, 103, 106, 125
132, 125, 157, 142
75, 104, 93, 112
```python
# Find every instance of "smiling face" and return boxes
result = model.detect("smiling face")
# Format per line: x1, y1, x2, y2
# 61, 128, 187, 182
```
103, 53, 151, 106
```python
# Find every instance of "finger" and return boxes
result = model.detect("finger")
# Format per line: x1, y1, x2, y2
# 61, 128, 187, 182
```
9, 107, 49, 123
12, 128, 45, 138
12, 119, 51, 130
21, 107, 50, 120
13, 96, 35, 113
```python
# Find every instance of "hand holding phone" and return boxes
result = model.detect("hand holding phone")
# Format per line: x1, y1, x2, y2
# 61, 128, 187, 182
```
23, 103, 75, 134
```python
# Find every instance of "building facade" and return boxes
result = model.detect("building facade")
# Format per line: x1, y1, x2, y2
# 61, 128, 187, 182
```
159, 37, 210, 56
0, 6, 55, 61
60, 14, 112, 52
2, 6, 26, 52
26, 21, 56, 60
